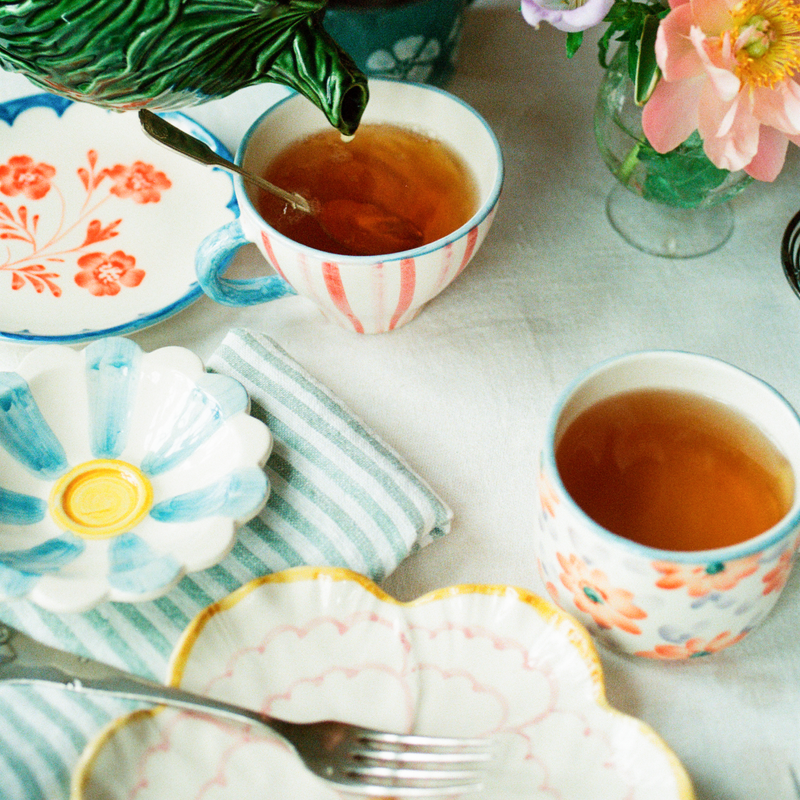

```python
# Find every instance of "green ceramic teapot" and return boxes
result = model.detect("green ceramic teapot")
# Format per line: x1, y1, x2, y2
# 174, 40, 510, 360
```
0, 0, 369, 135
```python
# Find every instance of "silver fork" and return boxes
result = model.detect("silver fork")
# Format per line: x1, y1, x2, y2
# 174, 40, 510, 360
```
0, 623, 490, 796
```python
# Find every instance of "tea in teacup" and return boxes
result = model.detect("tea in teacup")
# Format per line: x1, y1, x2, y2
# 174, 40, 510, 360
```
555, 387, 794, 551
256, 123, 479, 256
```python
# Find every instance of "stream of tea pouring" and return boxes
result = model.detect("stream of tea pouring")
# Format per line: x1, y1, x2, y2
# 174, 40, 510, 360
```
139, 110, 424, 254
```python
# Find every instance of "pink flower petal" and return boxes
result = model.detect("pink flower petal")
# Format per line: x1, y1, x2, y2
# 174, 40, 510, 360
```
752, 82, 800, 136
657, 4, 703, 81
643, 78, 702, 152
744, 126, 789, 182
690, 0, 734, 34
698, 87, 759, 171
690, 26, 740, 100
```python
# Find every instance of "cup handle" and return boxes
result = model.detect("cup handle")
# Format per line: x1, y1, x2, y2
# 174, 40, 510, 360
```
195, 218, 297, 306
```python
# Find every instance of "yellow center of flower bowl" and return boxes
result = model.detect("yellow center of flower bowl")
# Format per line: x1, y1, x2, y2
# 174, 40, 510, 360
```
49, 459, 153, 539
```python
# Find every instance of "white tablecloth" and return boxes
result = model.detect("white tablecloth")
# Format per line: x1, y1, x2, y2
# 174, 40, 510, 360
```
0, 8, 798, 799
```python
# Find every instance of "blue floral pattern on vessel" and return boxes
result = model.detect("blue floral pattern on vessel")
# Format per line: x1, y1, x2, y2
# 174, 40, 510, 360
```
150, 467, 268, 522
108, 533, 182, 596
140, 372, 250, 476
0, 486, 47, 524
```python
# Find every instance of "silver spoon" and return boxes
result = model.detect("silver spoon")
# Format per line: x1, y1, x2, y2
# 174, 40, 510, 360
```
139, 108, 311, 213
138, 110, 424, 255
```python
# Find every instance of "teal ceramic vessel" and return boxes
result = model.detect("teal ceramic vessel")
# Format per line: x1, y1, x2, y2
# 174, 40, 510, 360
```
323, 0, 469, 86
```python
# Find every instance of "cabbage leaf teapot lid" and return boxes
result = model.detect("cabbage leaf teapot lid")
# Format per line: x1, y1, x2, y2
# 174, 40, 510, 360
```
0, 0, 369, 135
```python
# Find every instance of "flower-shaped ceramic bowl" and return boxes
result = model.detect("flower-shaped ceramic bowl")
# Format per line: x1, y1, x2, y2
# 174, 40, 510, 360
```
0, 337, 272, 612
73, 567, 696, 800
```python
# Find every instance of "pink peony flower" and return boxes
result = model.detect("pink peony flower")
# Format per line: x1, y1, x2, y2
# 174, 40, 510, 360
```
642, 0, 800, 181
521, 0, 615, 33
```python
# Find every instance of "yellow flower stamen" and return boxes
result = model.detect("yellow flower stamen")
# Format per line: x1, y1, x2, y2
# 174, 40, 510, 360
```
729, 0, 800, 88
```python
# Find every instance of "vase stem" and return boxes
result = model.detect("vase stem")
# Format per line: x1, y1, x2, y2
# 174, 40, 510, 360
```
615, 139, 643, 185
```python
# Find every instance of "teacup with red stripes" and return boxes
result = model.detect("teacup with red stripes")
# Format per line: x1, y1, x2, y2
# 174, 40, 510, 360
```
195, 79, 503, 334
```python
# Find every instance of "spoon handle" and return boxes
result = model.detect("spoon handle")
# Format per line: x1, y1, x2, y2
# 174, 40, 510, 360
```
138, 109, 311, 213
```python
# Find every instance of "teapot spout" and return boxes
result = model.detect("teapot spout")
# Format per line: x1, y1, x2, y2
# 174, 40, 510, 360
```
267, 14, 368, 136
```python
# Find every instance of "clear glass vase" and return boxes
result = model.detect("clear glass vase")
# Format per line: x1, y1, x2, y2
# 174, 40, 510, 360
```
594, 49, 753, 258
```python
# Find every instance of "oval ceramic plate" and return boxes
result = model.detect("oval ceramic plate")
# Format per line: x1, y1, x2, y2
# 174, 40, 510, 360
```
73, 567, 696, 800
0, 94, 235, 342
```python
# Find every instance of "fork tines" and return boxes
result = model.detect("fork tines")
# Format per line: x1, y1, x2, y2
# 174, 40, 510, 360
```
359, 730, 492, 752
347, 730, 492, 796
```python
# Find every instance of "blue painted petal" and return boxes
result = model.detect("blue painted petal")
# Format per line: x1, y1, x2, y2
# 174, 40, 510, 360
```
150, 467, 268, 522
140, 374, 249, 477
107, 532, 182, 595
0, 561, 38, 598
195, 373, 250, 418
0, 487, 47, 524
0, 373, 68, 478
0, 533, 84, 573
85, 337, 142, 459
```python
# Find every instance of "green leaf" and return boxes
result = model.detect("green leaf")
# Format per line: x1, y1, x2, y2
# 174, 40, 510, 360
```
566, 31, 584, 59
627, 38, 640, 83
634, 14, 662, 105
638, 133, 731, 208
597, 27, 616, 68
596, 0, 669, 72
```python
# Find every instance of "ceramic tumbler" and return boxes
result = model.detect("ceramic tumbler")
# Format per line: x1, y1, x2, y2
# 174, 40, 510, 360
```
535, 351, 800, 659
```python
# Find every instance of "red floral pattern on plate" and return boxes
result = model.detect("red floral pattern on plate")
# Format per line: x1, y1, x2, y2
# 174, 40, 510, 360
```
0, 150, 171, 296
75, 251, 145, 296
555, 552, 647, 634
105, 161, 171, 204
652, 554, 761, 597
0, 155, 56, 200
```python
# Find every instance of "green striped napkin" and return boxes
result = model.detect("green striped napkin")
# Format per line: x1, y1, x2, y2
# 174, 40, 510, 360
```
0, 328, 451, 800
207, 329, 452, 579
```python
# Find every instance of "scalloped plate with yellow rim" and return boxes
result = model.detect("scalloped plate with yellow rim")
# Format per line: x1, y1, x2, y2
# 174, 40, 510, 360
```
72, 566, 696, 800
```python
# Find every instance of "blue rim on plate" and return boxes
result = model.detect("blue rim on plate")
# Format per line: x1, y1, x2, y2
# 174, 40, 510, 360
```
0, 94, 236, 343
